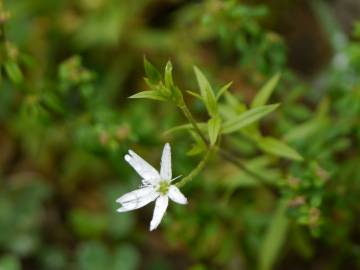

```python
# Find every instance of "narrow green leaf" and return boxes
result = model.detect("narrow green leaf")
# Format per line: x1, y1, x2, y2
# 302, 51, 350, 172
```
259, 200, 289, 270
257, 137, 303, 161
163, 122, 207, 135
164, 61, 174, 87
208, 115, 221, 145
187, 130, 207, 156
216, 81, 233, 101
251, 73, 280, 108
225, 157, 281, 188
193, 66, 218, 116
225, 92, 241, 109
187, 143, 206, 156
143, 58, 161, 84
186, 90, 203, 100
283, 119, 325, 142
4, 62, 23, 84
129, 91, 167, 101
222, 104, 279, 134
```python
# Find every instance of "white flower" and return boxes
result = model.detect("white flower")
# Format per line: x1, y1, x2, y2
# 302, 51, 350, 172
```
116, 143, 188, 231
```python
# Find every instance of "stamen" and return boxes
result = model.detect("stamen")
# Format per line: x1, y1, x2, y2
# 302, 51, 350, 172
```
170, 175, 182, 183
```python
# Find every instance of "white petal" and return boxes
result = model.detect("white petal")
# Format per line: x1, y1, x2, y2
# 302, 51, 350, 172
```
125, 149, 160, 183
160, 143, 172, 181
150, 195, 169, 231
116, 187, 158, 212
116, 186, 152, 203
168, 185, 188, 204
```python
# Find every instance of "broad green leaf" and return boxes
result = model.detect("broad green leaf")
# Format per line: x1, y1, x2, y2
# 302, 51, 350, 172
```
164, 61, 174, 87
222, 104, 279, 134
208, 115, 221, 145
4, 62, 23, 84
251, 73, 280, 108
216, 81, 233, 101
257, 137, 303, 161
194, 66, 218, 116
143, 58, 161, 84
129, 90, 167, 101
259, 200, 289, 270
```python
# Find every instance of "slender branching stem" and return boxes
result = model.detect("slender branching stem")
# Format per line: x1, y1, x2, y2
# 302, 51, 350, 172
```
179, 104, 208, 143
178, 100, 274, 190
176, 146, 213, 188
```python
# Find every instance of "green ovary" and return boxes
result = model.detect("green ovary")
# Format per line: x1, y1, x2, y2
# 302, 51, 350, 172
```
158, 181, 170, 195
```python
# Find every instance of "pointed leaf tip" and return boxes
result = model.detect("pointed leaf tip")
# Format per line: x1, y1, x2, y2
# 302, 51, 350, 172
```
164, 61, 174, 87
251, 73, 281, 108
143, 58, 161, 84
222, 104, 279, 134
129, 91, 167, 101
208, 115, 222, 146
257, 137, 303, 161
193, 66, 218, 116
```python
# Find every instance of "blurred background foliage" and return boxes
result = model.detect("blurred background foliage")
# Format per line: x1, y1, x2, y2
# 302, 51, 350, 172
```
0, 0, 360, 269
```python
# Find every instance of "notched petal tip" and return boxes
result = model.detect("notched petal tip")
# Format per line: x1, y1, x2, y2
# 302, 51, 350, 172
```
124, 148, 161, 181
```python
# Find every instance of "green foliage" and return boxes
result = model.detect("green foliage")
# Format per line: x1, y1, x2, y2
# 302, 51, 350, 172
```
0, 0, 360, 269
257, 137, 303, 161
258, 200, 289, 270
194, 66, 218, 117
222, 104, 279, 134
251, 73, 281, 108
129, 90, 168, 102
3, 61, 22, 84
76, 242, 140, 270
0, 255, 21, 270
208, 115, 221, 146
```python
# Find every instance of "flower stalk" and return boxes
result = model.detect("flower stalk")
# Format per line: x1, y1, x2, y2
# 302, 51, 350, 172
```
178, 99, 274, 189
176, 146, 213, 188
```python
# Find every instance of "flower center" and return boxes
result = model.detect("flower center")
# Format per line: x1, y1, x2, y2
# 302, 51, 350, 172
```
157, 180, 169, 195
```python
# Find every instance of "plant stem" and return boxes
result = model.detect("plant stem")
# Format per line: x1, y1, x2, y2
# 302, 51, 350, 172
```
176, 146, 213, 188
179, 104, 208, 143
178, 100, 273, 189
